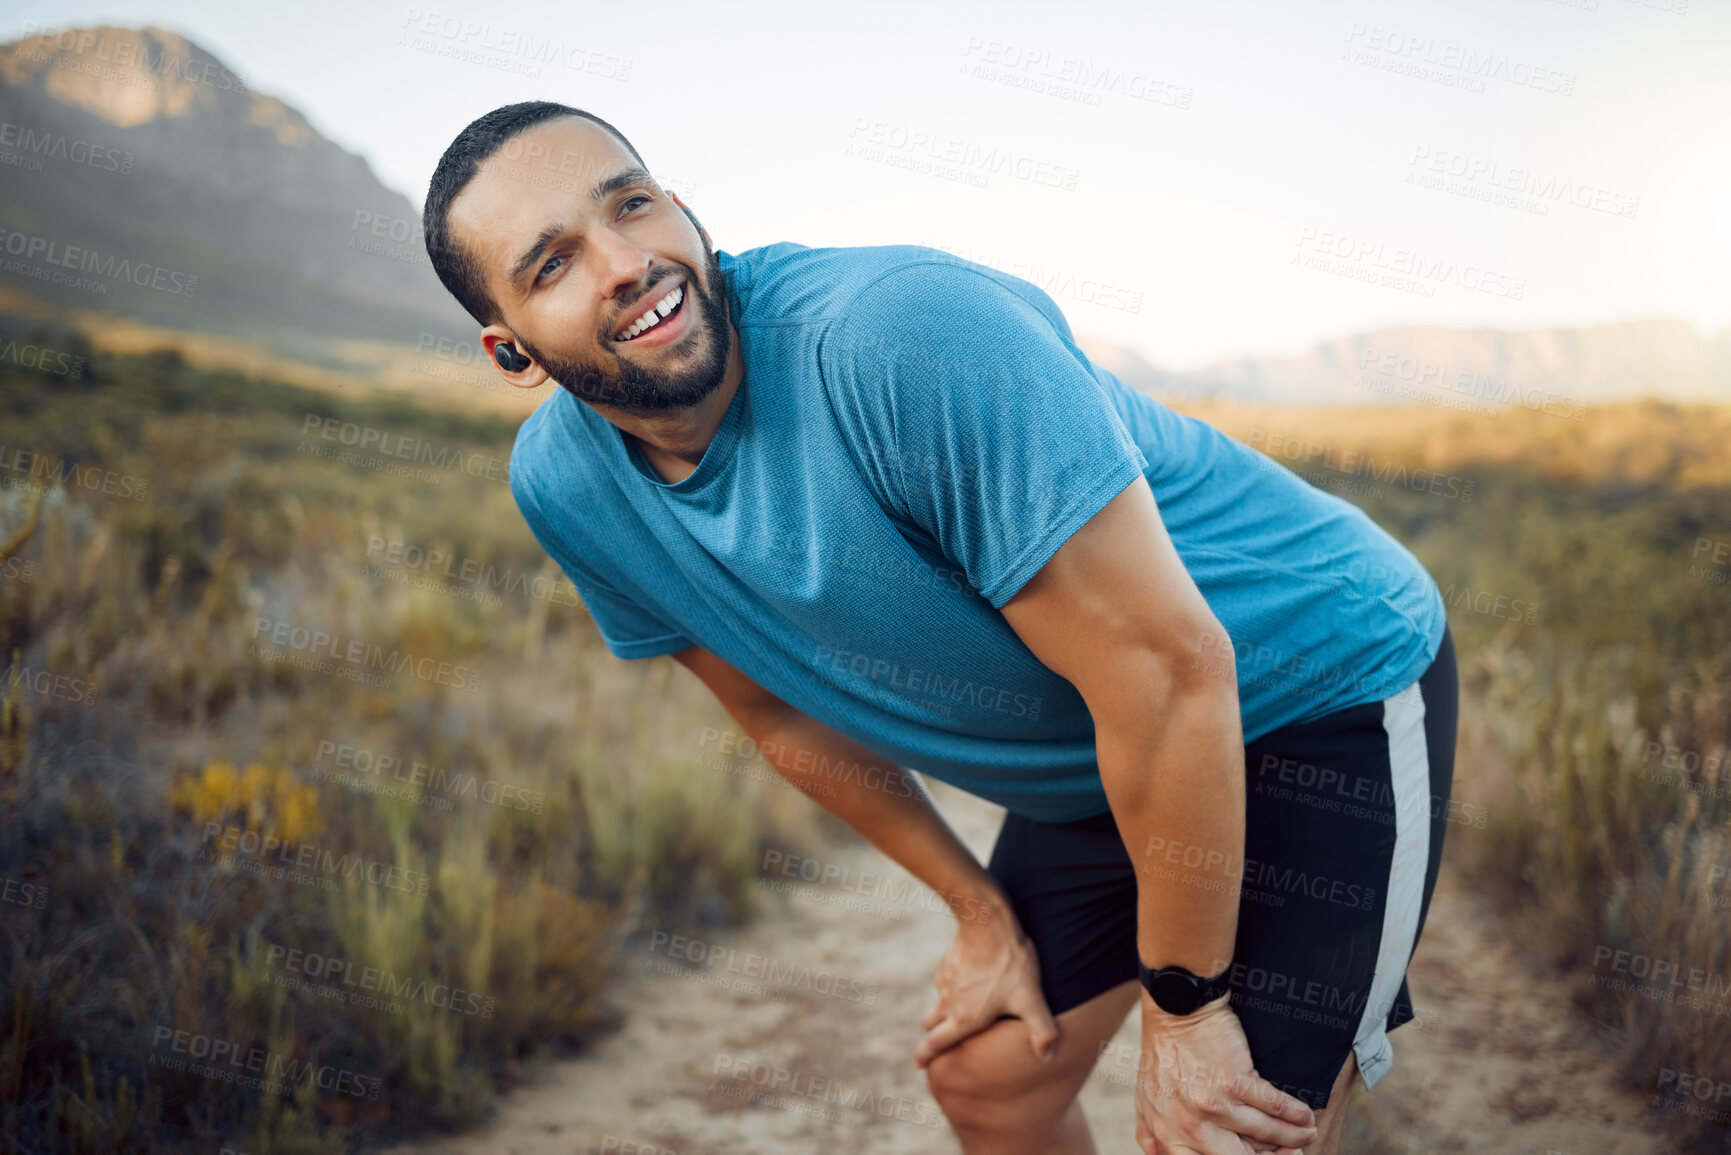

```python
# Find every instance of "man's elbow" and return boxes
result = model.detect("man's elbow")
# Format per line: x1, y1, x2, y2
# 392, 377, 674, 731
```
1087, 621, 1239, 721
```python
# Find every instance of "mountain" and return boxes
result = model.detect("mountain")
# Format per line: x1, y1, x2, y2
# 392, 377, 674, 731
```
2, 24, 1725, 413
1080, 319, 1731, 410
0, 24, 473, 369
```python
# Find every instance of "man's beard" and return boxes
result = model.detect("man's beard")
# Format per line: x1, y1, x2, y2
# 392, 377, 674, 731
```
515, 232, 732, 416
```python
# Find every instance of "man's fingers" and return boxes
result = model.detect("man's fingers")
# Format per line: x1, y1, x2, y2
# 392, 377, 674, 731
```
1194, 1083, 1317, 1152
913, 1016, 961, 1068
1233, 1069, 1317, 1128
1010, 986, 1060, 1062
919, 1002, 945, 1032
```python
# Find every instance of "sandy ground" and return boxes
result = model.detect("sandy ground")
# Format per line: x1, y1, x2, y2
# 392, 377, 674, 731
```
376, 783, 1679, 1155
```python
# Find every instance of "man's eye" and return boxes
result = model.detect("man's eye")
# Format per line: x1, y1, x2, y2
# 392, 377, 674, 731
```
535, 255, 564, 283
622, 194, 651, 213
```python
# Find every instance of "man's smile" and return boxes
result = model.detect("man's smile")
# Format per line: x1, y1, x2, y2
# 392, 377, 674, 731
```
612, 279, 690, 346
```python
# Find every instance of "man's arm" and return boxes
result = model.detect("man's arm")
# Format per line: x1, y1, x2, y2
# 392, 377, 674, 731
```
998, 474, 1319, 1152
668, 645, 1060, 1061
670, 646, 1004, 922
998, 474, 1241, 977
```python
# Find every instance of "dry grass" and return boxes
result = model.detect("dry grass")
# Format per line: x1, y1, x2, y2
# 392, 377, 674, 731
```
1183, 393, 1731, 1148
2, 338, 1729, 1149
0, 343, 821, 1153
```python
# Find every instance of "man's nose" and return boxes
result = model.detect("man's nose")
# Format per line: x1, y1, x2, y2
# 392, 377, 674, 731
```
592, 228, 655, 299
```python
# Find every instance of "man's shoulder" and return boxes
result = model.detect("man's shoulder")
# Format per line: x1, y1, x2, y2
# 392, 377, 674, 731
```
508, 390, 605, 514
727, 241, 1059, 331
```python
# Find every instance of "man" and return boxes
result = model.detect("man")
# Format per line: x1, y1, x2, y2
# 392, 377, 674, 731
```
423, 101, 1457, 1155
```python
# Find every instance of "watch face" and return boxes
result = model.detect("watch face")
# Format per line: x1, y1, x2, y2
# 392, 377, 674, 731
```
1151, 971, 1203, 1015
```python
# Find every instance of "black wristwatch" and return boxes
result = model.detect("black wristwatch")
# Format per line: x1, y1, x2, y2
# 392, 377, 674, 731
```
1138, 959, 1232, 1015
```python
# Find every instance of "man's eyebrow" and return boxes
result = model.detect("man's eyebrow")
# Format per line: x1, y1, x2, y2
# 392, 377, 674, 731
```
503, 166, 659, 291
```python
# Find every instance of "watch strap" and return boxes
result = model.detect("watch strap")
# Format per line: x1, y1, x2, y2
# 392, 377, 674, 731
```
1137, 959, 1232, 1014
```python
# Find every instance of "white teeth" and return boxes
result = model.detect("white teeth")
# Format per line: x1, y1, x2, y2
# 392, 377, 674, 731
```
619, 284, 685, 341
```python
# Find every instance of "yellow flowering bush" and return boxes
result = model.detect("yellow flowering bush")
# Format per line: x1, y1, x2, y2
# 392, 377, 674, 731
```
170, 760, 325, 846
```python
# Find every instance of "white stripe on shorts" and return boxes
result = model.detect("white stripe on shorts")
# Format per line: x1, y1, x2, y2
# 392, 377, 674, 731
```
1351, 678, 1430, 1090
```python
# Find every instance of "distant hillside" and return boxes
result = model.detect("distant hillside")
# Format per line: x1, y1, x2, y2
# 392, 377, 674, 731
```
1081, 318, 1731, 409
2, 23, 1725, 416
0, 24, 473, 369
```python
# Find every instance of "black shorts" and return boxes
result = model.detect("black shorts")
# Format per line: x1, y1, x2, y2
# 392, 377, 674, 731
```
986, 624, 1458, 1111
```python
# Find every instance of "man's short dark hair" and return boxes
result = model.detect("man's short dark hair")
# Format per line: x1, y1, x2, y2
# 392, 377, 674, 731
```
423, 102, 647, 327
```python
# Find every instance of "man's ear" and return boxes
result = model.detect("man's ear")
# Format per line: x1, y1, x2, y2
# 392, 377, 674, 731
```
667, 189, 711, 248
480, 326, 550, 391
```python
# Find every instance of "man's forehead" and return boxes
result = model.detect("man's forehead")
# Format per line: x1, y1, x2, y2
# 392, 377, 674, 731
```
449, 117, 635, 272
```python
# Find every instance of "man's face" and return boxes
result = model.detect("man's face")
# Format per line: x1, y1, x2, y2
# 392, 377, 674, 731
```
450, 117, 732, 414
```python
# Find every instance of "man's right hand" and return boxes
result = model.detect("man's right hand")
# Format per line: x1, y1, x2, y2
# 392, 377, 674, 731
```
914, 899, 1060, 1068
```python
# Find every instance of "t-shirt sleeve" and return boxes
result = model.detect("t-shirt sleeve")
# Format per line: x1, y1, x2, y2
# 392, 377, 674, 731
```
510, 458, 693, 660
819, 261, 1150, 610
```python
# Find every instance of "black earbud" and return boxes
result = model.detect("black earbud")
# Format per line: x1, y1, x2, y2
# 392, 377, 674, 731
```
493, 342, 531, 372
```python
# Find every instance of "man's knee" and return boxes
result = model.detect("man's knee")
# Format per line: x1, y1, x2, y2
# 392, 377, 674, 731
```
924, 1022, 1062, 1129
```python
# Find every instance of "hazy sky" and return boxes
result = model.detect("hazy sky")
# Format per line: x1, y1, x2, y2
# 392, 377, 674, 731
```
10, 0, 1728, 369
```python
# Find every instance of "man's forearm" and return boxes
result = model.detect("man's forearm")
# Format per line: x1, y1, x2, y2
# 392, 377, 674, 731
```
1096, 664, 1244, 976
746, 706, 1004, 923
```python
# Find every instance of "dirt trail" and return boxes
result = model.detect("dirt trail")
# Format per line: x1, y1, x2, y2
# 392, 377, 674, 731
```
377, 783, 1676, 1155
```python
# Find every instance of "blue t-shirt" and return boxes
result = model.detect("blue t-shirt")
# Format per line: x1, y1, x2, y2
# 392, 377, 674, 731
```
509, 242, 1445, 823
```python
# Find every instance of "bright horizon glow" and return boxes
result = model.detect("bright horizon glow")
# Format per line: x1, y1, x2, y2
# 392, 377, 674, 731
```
7, 0, 1728, 371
